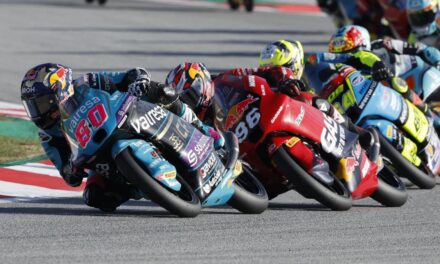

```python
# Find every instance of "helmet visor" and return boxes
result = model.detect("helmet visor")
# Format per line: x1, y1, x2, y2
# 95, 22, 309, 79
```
408, 9, 436, 27
22, 93, 57, 119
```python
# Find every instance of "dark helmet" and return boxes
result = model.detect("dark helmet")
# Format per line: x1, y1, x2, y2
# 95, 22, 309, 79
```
165, 62, 214, 118
20, 63, 73, 129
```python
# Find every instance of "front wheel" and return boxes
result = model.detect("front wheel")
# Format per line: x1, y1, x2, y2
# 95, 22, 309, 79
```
115, 149, 201, 217
272, 147, 352, 211
378, 133, 436, 189
227, 163, 268, 214
370, 162, 408, 207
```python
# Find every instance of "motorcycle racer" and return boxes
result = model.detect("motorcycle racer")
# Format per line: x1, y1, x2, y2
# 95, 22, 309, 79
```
305, 25, 433, 113
20, 63, 222, 212
406, 0, 440, 47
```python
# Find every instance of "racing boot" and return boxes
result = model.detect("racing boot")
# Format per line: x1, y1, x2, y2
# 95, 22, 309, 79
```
83, 174, 132, 212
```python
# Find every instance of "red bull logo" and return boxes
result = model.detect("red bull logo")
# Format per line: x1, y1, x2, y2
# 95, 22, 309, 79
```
225, 95, 259, 130
49, 67, 67, 91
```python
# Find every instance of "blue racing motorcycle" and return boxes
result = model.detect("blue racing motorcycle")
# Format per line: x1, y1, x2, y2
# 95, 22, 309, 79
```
305, 63, 440, 189
57, 82, 268, 217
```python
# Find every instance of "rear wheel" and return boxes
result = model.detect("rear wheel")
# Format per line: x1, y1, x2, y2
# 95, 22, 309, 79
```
370, 161, 408, 207
115, 149, 201, 217
272, 147, 352, 211
378, 133, 436, 189
228, 163, 268, 214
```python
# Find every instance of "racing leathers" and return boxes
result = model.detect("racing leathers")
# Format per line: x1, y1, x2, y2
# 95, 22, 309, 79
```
370, 37, 440, 71
40, 68, 216, 212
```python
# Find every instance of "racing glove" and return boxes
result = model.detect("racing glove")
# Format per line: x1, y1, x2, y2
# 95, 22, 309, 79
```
278, 79, 303, 97
372, 61, 393, 81
127, 72, 151, 97
193, 119, 225, 150
61, 158, 87, 187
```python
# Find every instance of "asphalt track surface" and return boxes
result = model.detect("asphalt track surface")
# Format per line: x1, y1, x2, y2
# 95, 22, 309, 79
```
1, 1, 440, 263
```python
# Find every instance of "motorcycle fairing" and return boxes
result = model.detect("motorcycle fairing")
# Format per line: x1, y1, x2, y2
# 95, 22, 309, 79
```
128, 100, 236, 204
400, 99, 429, 143
336, 143, 378, 199
363, 119, 422, 166
345, 73, 404, 124
61, 88, 124, 164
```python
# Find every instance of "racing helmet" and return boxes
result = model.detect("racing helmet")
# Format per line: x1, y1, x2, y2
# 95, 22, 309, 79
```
258, 40, 305, 78
328, 25, 371, 53
406, 0, 439, 35
165, 62, 214, 118
20, 63, 72, 129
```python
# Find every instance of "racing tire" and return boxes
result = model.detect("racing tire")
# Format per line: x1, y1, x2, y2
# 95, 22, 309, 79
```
228, 0, 240, 10
370, 163, 408, 207
115, 149, 201, 217
227, 163, 268, 214
272, 147, 352, 211
378, 133, 436, 189
243, 0, 254, 12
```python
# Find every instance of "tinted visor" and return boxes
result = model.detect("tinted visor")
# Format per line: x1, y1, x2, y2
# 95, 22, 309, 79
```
22, 93, 57, 118
408, 9, 436, 27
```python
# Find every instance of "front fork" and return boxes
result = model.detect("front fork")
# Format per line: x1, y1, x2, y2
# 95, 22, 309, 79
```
111, 139, 181, 191
267, 136, 334, 186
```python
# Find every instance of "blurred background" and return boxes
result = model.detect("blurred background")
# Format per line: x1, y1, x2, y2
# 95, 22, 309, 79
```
0, 0, 331, 103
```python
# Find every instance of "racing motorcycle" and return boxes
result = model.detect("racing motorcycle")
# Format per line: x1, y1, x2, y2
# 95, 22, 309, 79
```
305, 63, 440, 189
211, 74, 407, 211
58, 83, 268, 217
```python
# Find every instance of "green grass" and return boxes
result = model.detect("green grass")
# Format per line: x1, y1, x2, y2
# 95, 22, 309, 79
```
0, 135, 44, 164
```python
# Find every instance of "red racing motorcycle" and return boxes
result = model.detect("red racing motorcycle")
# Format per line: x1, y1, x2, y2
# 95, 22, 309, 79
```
211, 74, 407, 210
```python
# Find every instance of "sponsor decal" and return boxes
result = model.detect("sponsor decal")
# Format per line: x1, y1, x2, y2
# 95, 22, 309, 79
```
399, 102, 409, 124
199, 153, 216, 179
248, 75, 256, 87
358, 81, 377, 109
21, 86, 35, 94
285, 137, 300, 148
48, 66, 70, 91
293, 106, 305, 126
260, 84, 266, 96
38, 130, 52, 143
320, 114, 345, 157
387, 125, 393, 139
202, 166, 224, 194
184, 132, 212, 168
344, 157, 357, 179
95, 163, 110, 177
169, 133, 185, 152
360, 155, 371, 178
67, 97, 101, 133
271, 105, 283, 124
351, 75, 364, 86
116, 96, 135, 126
225, 95, 259, 130
130, 105, 167, 134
